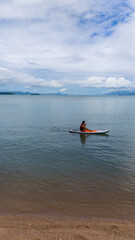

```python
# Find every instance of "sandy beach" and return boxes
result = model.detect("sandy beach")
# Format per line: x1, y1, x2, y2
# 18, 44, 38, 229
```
0, 214, 134, 240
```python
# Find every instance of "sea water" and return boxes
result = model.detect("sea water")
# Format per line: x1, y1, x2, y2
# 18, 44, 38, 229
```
0, 95, 135, 219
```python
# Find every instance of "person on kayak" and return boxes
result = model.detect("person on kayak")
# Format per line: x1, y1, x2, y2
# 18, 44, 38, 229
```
80, 121, 90, 131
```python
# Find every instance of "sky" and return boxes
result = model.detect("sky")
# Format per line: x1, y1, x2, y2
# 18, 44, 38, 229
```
0, 0, 135, 94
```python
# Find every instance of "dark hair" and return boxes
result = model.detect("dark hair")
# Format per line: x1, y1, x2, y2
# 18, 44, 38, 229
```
82, 121, 85, 124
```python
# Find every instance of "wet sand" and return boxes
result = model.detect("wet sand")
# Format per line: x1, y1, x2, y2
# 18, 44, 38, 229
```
0, 215, 135, 240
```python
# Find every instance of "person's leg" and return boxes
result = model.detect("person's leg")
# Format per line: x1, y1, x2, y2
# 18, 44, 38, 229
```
85, 127, 91, 131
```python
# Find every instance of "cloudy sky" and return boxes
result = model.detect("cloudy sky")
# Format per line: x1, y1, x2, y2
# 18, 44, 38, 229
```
0, 0, 135, 94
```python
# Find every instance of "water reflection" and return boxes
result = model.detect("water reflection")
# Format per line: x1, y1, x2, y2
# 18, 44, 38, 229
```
80, 133, 109, 144
80, 134, 89, 144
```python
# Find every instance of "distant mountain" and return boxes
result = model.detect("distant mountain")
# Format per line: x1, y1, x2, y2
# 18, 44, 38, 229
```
1, 90, 135, 96
0, 92, 15, 95
45, 92, 69, 96
14, 91, 35, 95
0, 91, 68, 96
106, 91, 135, 96
0, 91, 40, 95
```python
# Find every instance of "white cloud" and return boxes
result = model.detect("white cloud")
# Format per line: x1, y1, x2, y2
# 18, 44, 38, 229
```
0, 67, 63, 88
59, 88, 67, 92
78, 76, 135, 89
80, 76, 105, 88
0, 0, 134, 92
105, 77, 133, 88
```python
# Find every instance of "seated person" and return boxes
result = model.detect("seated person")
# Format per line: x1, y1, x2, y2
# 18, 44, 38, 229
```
80, 121, 90, 131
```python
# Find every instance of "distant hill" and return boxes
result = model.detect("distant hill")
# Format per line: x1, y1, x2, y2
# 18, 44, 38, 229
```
0, 91, 69, 96
0, 91, 40, 95
0, 92, 15, 95
0, 90, 135, 96
106, 91, 135, 96
14, 91, 35, 95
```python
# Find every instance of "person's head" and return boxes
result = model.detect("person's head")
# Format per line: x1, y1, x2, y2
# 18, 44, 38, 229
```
82, 121, 85, 124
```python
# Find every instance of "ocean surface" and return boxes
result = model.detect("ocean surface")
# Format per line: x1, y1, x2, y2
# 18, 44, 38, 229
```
0, 95, 135, 219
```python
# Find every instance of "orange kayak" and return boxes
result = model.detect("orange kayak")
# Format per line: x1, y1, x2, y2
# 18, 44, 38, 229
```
69, 129, 109, 134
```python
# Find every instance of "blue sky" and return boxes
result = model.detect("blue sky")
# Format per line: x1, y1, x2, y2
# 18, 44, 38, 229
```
0, 0, 135, 94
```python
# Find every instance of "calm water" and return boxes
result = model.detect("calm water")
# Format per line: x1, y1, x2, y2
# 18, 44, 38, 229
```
0, 95, 135, 219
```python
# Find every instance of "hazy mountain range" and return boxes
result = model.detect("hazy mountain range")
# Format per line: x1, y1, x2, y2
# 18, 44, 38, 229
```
0, 91, 135, 96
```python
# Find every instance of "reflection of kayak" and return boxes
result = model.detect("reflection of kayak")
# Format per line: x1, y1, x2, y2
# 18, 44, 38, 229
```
69, 129, 109, 134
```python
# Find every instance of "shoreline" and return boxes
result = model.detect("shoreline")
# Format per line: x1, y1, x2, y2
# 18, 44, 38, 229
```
0, 211, 135, 223
0, 213, 134, 240
0, 202, 135, 221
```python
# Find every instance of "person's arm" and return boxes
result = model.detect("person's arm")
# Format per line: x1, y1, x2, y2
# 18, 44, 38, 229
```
85, 127, 91, 130
85, 124, 91, 131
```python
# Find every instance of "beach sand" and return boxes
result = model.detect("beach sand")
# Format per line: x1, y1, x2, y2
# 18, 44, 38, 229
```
0, 215, 135, 240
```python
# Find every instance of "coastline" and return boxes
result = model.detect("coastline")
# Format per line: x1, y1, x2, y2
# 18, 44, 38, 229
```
0, 214, 135, 240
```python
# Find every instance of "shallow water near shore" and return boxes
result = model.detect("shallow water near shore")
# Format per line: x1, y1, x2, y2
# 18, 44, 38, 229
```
0, 95, 135, 219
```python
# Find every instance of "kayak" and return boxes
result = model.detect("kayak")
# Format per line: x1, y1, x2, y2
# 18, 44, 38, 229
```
69, 129, 109, 134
